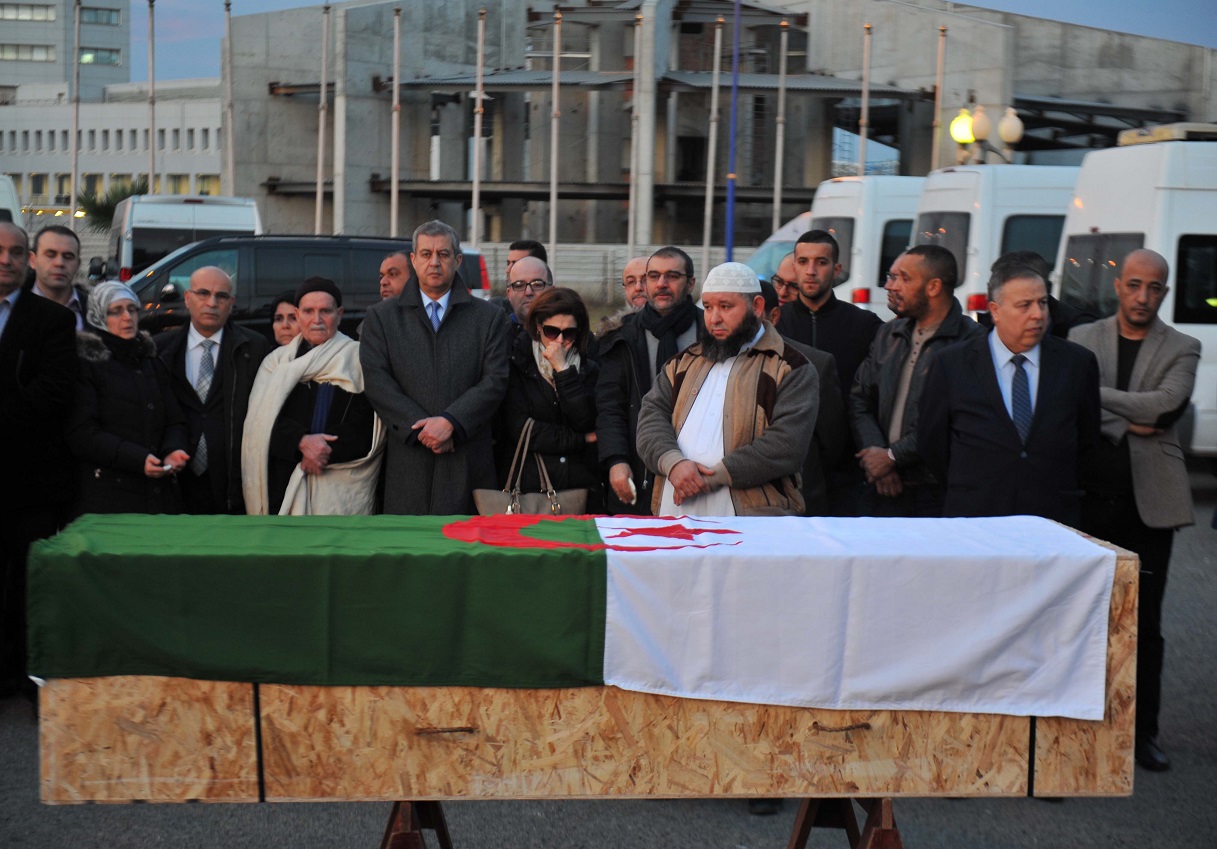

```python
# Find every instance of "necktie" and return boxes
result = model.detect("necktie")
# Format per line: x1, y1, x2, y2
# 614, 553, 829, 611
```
1011, 353, 1032, 444
429, 301, 442, 331
191, 340, 216, 475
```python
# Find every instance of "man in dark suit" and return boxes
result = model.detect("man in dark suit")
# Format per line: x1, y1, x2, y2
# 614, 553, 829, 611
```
1069, 249, 1201, 772
917, 263, 1100, 525
761, 280, 849, 515
29, 224, 88, 330
156, 266, 270, 514
0, 221, 77, 698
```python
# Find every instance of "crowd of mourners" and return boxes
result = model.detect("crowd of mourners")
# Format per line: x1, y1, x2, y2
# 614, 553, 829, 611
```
0, 216, 1203, 774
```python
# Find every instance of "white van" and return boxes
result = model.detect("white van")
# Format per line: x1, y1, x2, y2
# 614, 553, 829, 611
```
811, 175, 925, 319
1054, 124, 1217, 457
0, 175, 20, 225
913, 165, 1079, 314
744, 211, 811, 282
106, 195, 263, 281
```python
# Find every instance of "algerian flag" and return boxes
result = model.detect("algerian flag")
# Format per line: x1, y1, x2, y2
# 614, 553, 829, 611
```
28, 513, 1114, 720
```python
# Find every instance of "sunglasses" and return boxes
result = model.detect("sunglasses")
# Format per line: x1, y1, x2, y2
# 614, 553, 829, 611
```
540, 324, 578, 343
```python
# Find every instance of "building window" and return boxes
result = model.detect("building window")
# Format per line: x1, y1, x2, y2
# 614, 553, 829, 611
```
34, 130, 42, 152
82, 173, 101, 195
87, 130, 95, 151
29, 173, 48, 200
21, 131, 29, 152
79, 47, 121, 66
80, 7, 120, 25
171, 128, 180, 150
54, 173, 71, 204
157, 129, 165, 151
0, 43, 57, 62
129, 129, 136, 150
101, 129, 109, 151
61, 130, 67, 150
110, 173, 130, 192
0, 4, 57, 22
201, 128, 210, 149
114, 129, 122, 151
186, 128, 194, 150
166, 174, 190, 195
196, 174, 220, 196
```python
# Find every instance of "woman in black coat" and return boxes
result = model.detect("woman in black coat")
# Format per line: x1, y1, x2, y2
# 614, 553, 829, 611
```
66, 282, 190, 516
503, 287, 603, 512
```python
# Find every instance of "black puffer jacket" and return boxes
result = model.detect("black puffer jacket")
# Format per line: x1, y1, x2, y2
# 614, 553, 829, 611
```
67, 330, 189, 515
502, 331, 603, 512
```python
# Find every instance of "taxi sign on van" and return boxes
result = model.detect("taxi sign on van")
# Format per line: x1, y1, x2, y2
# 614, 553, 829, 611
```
1118, 123, 1217, 146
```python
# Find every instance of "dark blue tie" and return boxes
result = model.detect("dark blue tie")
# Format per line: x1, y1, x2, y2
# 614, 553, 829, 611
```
1011, 354, 1032, 444
429, 301, 442, 331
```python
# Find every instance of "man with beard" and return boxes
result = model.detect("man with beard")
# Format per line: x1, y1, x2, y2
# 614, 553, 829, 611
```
636, 262, 816, 517
595, 246, 701, 514
849, 245, 982, 516
1069, 249, 1200, 772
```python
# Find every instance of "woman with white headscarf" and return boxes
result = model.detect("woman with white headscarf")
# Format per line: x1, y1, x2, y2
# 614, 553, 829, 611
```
65, 281, 190, 515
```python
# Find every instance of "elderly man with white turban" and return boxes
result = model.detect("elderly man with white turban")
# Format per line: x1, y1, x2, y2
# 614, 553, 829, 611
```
636, 262, 818, 517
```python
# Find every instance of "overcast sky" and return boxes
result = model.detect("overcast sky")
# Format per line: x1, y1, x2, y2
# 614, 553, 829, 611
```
128, 0, 1217, 81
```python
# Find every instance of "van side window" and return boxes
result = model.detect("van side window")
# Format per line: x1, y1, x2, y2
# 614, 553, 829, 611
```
165, 249, 240, 301
252, 248, 344, 297
1174, 235, 1217, 325
1001, 215, 1065, 268
1058, 233, 1144, 319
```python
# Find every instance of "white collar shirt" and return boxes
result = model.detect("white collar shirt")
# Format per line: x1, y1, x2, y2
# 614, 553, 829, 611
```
988, 329, 1041, 419
186, 323, 224, 388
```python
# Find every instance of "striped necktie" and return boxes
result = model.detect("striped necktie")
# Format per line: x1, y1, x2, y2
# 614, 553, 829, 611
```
1011, 354, 1033, 444
190, 340, 217, 475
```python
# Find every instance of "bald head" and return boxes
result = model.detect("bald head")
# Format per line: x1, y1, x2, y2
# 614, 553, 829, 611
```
1114, 249, 1170, 339
506, 255, 553, 322
185, 265, 235, 336
621, 256, 649, 309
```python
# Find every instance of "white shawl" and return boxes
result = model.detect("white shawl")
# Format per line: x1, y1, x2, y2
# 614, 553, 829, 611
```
242, 332, 385, 515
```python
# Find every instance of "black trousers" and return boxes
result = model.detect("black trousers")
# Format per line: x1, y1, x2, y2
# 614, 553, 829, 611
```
0, 504, 64, 693
1081, 493, 1174, 741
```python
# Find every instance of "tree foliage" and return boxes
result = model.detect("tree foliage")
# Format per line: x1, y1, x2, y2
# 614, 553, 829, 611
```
76, 178, 149, 234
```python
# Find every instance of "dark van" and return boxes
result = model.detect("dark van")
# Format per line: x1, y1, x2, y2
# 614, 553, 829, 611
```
128, 234, 489, 339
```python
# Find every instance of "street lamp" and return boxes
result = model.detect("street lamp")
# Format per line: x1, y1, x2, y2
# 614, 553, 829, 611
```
949, 105, 1024, 164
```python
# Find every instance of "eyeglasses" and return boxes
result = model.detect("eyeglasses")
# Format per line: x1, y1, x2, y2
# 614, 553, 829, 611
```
188, 288, 233, 303
508, 279, 551, 293
540, 324, 578, 343
645, 270, 690, 284
105, 304, 140, 317
771, 275, 794, 289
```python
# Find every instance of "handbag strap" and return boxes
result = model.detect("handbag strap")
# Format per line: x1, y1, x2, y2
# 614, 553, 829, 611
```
533, 452, 564, 514
503, 418, 535, 493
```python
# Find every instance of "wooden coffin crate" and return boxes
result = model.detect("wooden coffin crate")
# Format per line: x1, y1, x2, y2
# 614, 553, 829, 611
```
39, 544, 1135, 804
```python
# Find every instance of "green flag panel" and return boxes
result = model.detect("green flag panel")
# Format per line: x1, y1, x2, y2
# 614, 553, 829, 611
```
28, 514, 607, 687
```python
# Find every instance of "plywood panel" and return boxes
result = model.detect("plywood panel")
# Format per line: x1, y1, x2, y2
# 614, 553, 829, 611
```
1034, 545, 1137, 797
260, 685, 1030, 801
40, 676, 259, 804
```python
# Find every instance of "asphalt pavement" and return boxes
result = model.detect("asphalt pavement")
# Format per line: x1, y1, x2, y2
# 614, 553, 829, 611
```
2, 465, 1214, 848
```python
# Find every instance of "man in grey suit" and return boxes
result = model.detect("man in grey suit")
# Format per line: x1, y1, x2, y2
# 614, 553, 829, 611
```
1069, 248, 1201, 773
360, 220, 510, 515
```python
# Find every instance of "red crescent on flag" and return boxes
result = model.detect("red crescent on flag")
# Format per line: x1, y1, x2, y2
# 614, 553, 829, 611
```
442, 515, 741, 551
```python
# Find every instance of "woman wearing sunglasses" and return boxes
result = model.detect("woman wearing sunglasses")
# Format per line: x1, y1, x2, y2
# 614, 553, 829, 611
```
65, 281, 190, 516
502, 286, 604, 511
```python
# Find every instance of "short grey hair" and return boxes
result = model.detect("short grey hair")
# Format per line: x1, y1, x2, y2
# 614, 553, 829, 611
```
987, 264, 1046, 302
411, 220, 462, 257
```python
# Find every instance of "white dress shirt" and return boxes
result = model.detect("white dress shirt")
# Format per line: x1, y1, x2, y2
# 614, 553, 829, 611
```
186, 324, 225, 388
988, 329, 1040, 419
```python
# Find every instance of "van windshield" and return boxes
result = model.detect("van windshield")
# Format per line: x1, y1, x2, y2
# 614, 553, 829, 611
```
811, 217, 855, 283
1058, 233, 1145, 319
914, 212, 969, 284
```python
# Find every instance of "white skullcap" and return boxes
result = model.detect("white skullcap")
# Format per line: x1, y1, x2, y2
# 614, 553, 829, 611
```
700, 261, 760, 295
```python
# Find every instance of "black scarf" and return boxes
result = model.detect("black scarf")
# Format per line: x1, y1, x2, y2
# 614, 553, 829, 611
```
633, 296, 698, 394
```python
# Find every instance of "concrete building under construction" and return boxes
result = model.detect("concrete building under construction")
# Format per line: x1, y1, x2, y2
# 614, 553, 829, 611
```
224, 0, 1217, 247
